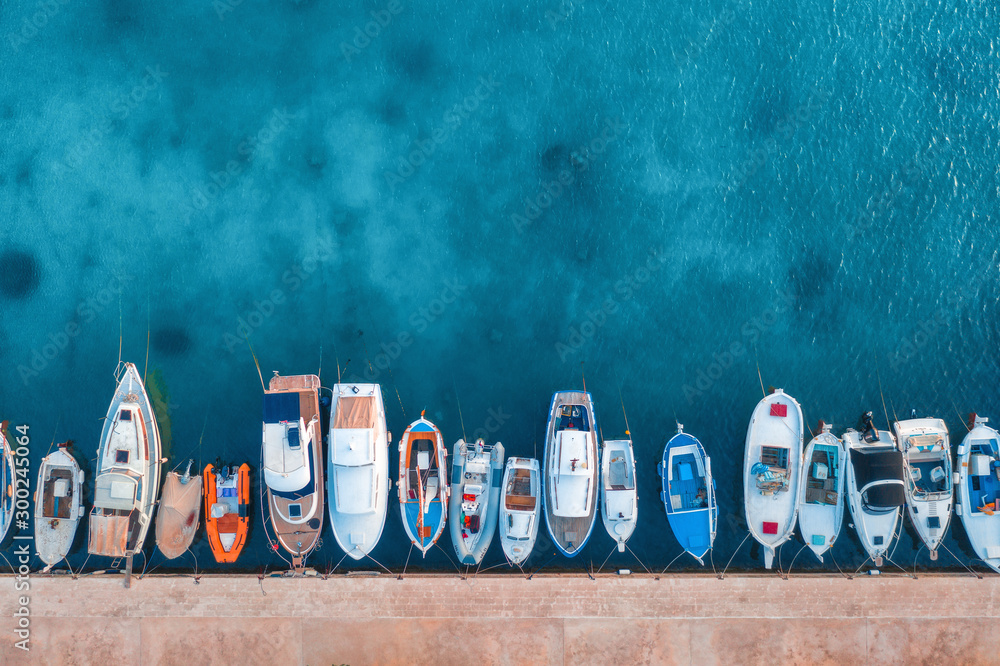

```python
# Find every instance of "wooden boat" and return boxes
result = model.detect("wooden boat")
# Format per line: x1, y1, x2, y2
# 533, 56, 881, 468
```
203, 463, 251, 564
34, 442, 84, 567
894, 416, 953, 560
397, 412, 448, 556
743, 389, 803, 569
957, 414, 1000, 574
155, 461, 202, 559
844, 412, 904, 566
328, 383, 390, 560
600, 437, 637, 552
659, 425, 717, 565
262, 373, 324, 571
449, 438, 504, 565
796, 423, 846, 562
88, 362, 163, 576
499, 457, 540, 566
542, 391, 599, 558
0, 422, 14, 544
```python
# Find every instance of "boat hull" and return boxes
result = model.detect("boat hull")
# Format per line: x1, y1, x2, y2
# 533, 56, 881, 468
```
601, 439, 637, 553
542, 391, 598, 558
88, 362, 162, 559
397, 417, 448, 555
957, 420, 1000, 573
844, 428, 903, 565
449, 440, 504, 566
796, 430, 846, 562
743, 389, 803, 569
499, 457, 540, 566
204, 463, 251, 564
660, 431, 717, 564
34, 445, 83, 566
155, 470, 203, 559
328, 383, 389, 560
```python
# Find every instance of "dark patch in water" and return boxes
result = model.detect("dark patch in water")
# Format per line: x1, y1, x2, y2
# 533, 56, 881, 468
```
787, 247, 834, 304
748, 87, 789, 137
0, 249, 41, 299
16, 159, 31, 187
392, 40, 435, 81
541, 143, 569, 171
151, 326, 192, 356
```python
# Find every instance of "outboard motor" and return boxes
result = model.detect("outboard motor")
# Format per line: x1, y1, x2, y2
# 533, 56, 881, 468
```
860, 411, 878, 443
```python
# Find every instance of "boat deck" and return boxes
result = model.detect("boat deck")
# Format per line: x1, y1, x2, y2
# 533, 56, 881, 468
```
545, 392, 596, 555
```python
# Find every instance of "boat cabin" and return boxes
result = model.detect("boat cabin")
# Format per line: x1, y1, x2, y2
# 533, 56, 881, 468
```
804, 444, 840, 505
331, 396, 378, 515
966, 436, 1000, 514
550, 430, 593, 517
41, 468, 75, 520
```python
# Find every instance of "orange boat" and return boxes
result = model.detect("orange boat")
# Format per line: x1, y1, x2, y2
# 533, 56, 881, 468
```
203, 463, 251, 563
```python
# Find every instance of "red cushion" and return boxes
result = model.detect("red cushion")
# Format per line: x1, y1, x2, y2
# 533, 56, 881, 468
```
762, 521, 779, 535
770, 403, 787, 417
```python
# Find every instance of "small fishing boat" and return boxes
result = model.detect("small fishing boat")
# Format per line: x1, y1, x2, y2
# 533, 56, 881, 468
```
796, 422, 846, 562
328, 383, 390, 560
203, 463, 251, 563
600, 437, 637, 552
957, 414, 1000, 573
0, 422, 15, 544
88, 362, 163, 575
449, 438, 504, 565
659, 425, 717, 564
155, 460, 202, 559
543, 391, 599, 558
499, 456, 540, 566
34, 442, 84, 567
397, 412, 448, 556
743, 389, 803, 569
262, 373, 324, 570
844, 412, 904, 566
894, 416, 953, 560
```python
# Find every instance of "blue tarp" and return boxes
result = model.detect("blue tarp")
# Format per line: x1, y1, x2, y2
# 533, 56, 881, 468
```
263, 392, 299, 424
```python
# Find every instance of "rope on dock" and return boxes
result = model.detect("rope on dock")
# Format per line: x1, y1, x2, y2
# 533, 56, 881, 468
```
624, 543, 652, 575
938, 541, 981, 579
719, 531, 752, 579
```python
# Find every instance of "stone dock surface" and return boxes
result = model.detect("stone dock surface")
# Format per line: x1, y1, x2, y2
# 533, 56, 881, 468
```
2, 573, 998, 665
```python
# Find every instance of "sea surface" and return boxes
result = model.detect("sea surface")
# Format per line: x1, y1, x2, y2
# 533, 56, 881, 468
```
1, 1, 998, 575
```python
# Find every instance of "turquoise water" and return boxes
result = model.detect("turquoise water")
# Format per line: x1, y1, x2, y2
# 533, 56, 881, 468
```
1, 1, 998, 574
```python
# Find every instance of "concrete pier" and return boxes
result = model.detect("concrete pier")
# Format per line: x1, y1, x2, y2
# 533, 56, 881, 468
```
2, 573, 998, 664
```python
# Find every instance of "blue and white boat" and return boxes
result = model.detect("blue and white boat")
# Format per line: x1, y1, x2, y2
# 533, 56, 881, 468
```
894, 416, 953, 560
542, 390, 599, 558
796, 422, 846, 563
956, 414, 1000, 574
397, 412, 448, 557
659, 424, 717, 564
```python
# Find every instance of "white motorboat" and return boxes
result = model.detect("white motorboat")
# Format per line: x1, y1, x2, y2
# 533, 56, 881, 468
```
34, 442, 84, 568
328, 383, 390, 560
600, 437, 637, 552
845, 412, 904, 566
956, 414, 1000, 573
743, 389, 803, 569
543, 391, 599, 558
499, 457, 540, 566
894, 416, 953, 559
796, 423, 846, 562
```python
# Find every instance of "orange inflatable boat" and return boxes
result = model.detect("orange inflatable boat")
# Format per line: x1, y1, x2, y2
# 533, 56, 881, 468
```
203, 463, 250, 563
